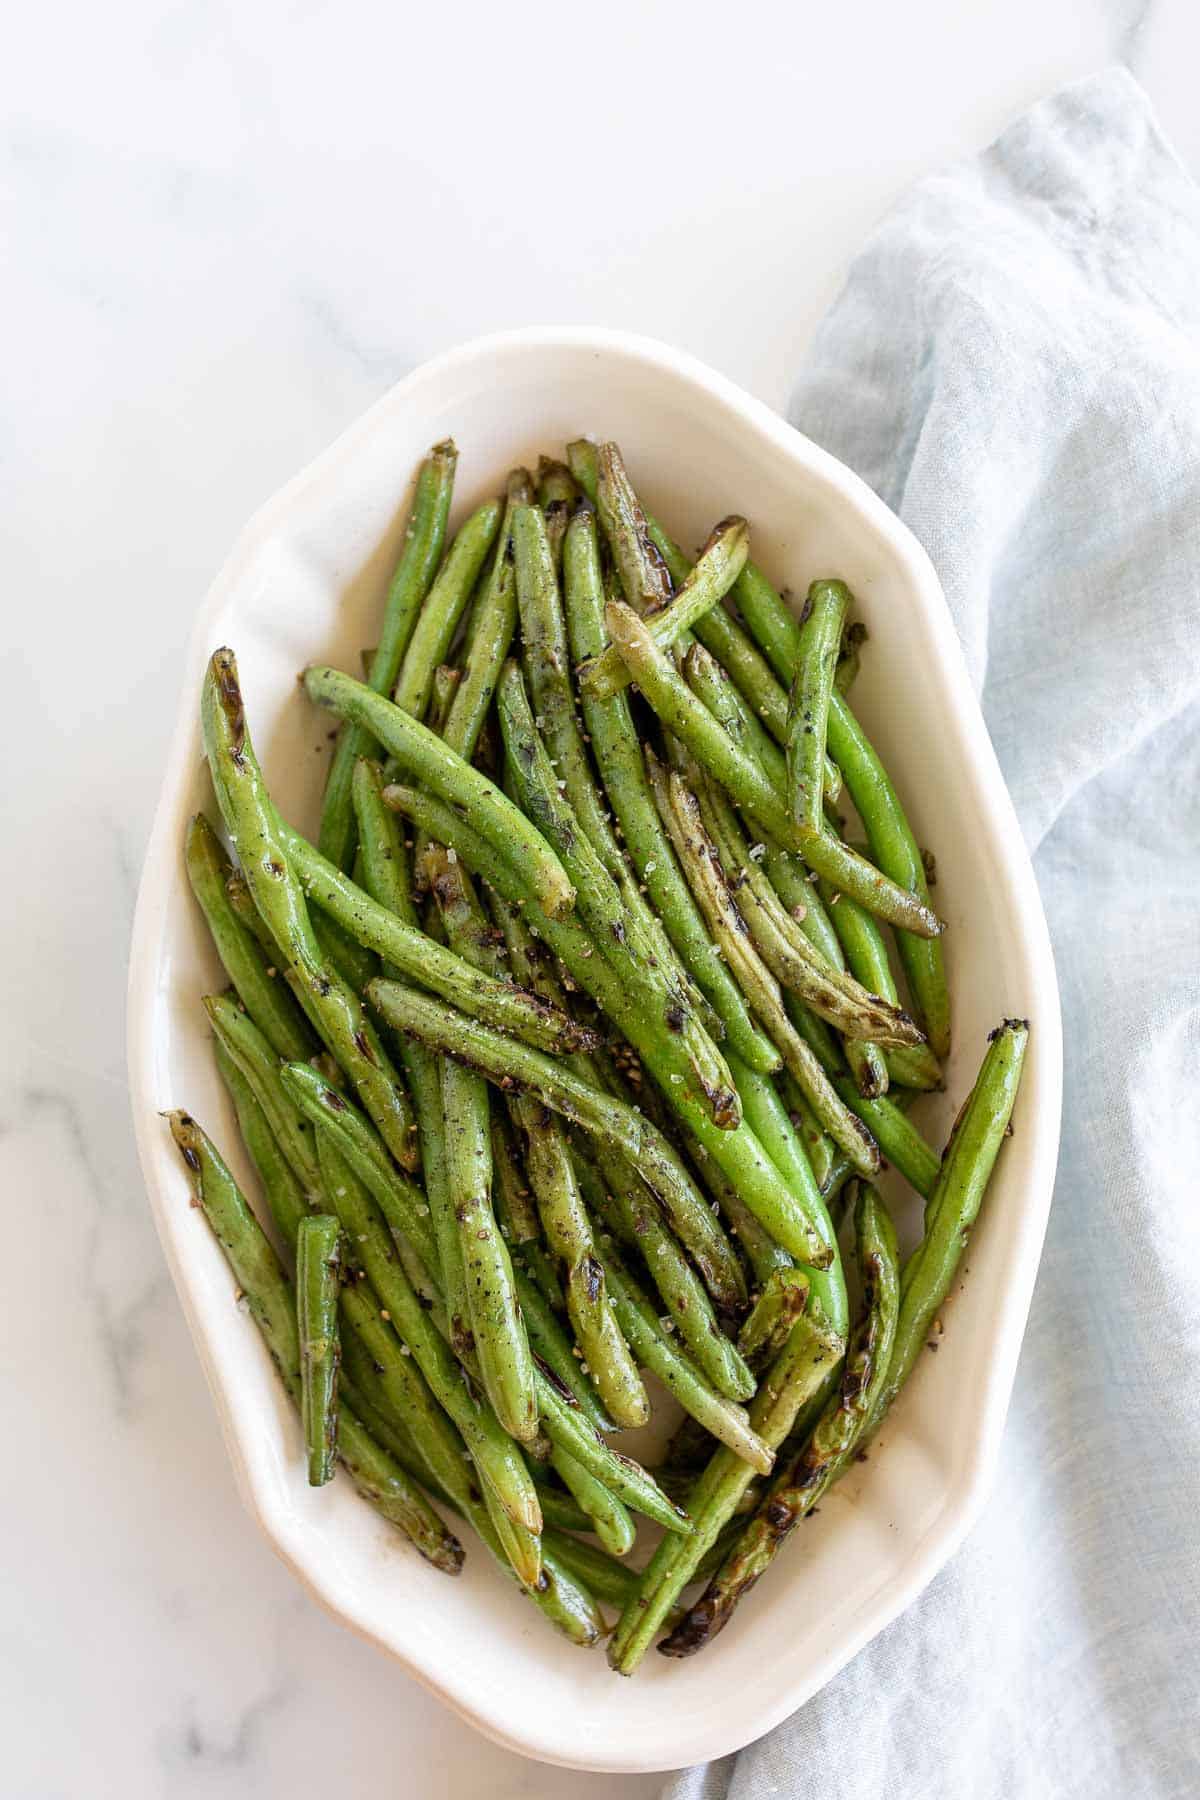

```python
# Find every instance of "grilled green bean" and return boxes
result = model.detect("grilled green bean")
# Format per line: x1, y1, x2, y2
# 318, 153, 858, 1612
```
319, 440, 457, 869
599, 1246, 774, 1473
212, 1041, 310, 1253
833, 1081, 941, 1198
608, 1304, 844, 1673
186, 814, 314, 1060
496, 656, 736, 1127
367, 978, 758, 1303
279, 823, 596, 1055
661, 1185, 899, 1655
379, 782, 815, 1293
572, 1149, 754, 1402
868, 1020, 1028, 1434
310, 1125, 543, 1561
390, 499, 501, 720
303, 663, 576, 921
595, 440, 673, 612
578, 515, 749, 701
549, 1446, 636, 1557
602, 605, 943, 939
203, 649, 418, 1171
786, 580, 848, 834
166, 1111, 462, 1572
652, 761, 880, 1182
737, 1268, 812, 1371
296, 1214, 341, 1484
562, 504, 779, 1075
441, 1056, 538, 1443
438, 469, 534, 765
726, 565, 950, 1054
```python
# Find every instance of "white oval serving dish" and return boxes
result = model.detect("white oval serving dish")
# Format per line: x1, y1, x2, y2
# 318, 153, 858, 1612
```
128, 327, 1062, 1774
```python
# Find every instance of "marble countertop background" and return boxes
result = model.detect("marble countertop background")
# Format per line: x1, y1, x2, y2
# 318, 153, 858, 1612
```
3, 5, 1194, 1795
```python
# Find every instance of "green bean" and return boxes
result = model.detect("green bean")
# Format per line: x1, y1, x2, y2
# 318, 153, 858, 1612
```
701, 1160, 796, 1286
319, 440, 457, 870
423, 845, 540, 1436
367, 978, 757, 1304
310, 1126, 543, 1558
166, 1111, 463, 1572
543, 1530, 640, 1611
511, 504, 711, 1037
737, 1268, 812, 1371
350, 756, 476, 1353
204, 994, 324, 1200
281, 1061, 438, 1278
430, 844, 645, 1431
565, 438, 600, 501
728, 567, 950, 1053
203, 650, 419, 1170
335, 1345, 448, 1502
572, 1149, 754, 1403
834, 1081, 941, 1198
490, 1109, 539, 1245
296, 1214, 342, 1484
438, 469, 534, 765
293, 1029, 670, 1527
661, 1185, 899, 1655
562, 505, 779, 1076
600, 1247, 774, 1473
525, 1541, 605, 1645
579, 516, 749, 701
380, 782, 821, 1292
722, 1052, 847, 1334
279, 823, 596, 1056
529, 1477, 591, 1536
517, 1105, 649, 1429
786, 580, 848, 835
224, 865, 287, 962
186, 815, 314, 1061
778, 1075, 836, 1193
303, 663, 576, 921
602, 605, 943, 939
652, 761, 880, 1183
311, 908, 377, 995
868, 1020, 1028, 1435
835, 620, 869, 695
595, 440, 674, 611
335, 1280, 463, 1492
428, 665, 461, 735
685, 637, 783, 779
212, 1040, 310, 1253
550, 1447, 636, 1557
886, 1042, 947, 1092
820, 718, 953, 1061
341, 1304, 603, 1648
643, 517, 792, 740
537, 458, 578, 572
695, 773, 923, 1050
440, 1058, 538, 1443
496, 657, 737, 1128
608, 1304, 844, 1673
390, 499, 501, 721
516, 1266, 615, 1433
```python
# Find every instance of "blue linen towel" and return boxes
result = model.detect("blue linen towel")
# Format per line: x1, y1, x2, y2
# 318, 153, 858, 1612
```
666, 68, 1200, 1800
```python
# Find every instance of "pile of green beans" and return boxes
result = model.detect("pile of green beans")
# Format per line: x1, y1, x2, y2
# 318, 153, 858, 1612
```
169, 435, 1028, 1671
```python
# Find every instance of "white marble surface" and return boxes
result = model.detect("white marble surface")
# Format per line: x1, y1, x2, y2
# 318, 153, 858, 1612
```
3, 5, 1195, 1795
